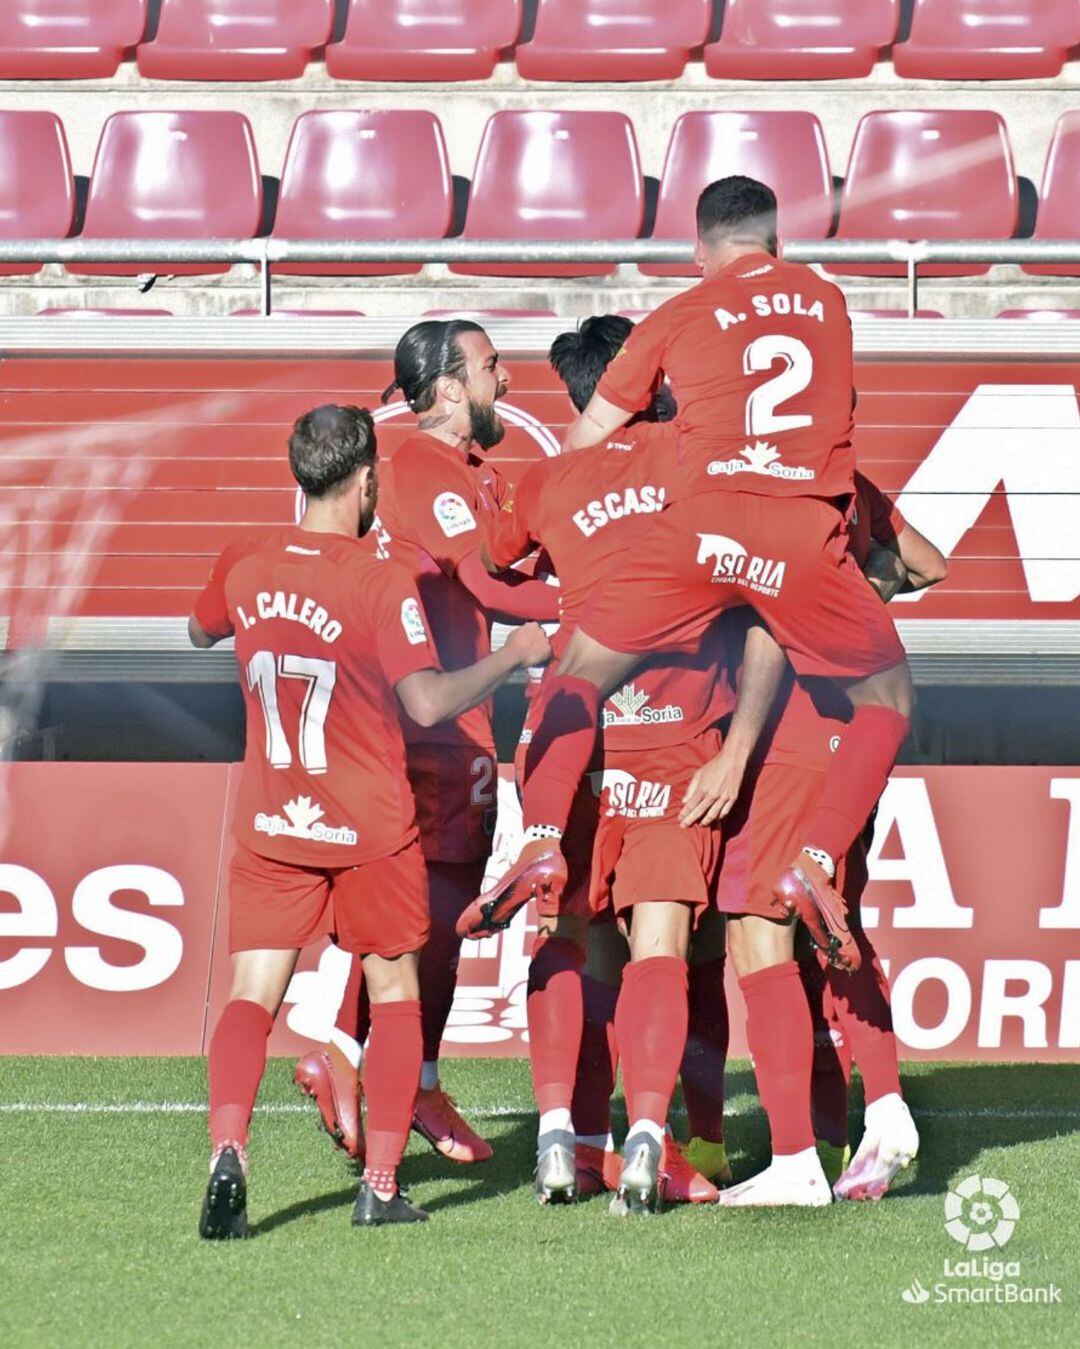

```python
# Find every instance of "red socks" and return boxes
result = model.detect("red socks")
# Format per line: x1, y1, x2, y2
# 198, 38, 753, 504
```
615, 956, 689, 1126
799, 959, 851, 1150
827, 929, 901, 1106
680, 956, 730, 1143
740, 961, 816, 1156
572, 974, 620, 1137
363, 999, 422, 1191
804, 705, 909, 864
527, 937, 586, 1115
208, 998, 274, 1151
521, 674, 602, 834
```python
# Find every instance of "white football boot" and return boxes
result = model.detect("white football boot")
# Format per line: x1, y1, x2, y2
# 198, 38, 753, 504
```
833, 1093, 919, 1201
717, 1146, 833, 1208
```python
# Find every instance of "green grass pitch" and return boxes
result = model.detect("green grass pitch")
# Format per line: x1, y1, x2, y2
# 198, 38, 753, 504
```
1, 1057, 1077, 1347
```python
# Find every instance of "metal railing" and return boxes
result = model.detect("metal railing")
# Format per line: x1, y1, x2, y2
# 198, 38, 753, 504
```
1, 237, 1079, 315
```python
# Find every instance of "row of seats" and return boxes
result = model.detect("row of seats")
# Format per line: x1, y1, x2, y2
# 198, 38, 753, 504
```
1, 2, 1077, 83
28, 309, 1080, 320
3, 107, 1079, 279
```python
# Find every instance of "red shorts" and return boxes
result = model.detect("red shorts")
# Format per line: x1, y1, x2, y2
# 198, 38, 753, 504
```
228, 839, 429, 958
579, 492, 905, 680
588, 732, 722, 923
717, 761, 865, 919
515, 731, 600, 920
407, 743, 497, 865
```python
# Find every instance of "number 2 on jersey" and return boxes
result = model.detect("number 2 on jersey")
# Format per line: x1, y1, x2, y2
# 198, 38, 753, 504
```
246, 651, 337, 775
743, 334, 813, 437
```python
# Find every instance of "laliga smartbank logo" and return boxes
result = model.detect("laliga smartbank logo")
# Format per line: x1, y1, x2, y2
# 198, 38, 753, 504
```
900, 1176, 1062, 1308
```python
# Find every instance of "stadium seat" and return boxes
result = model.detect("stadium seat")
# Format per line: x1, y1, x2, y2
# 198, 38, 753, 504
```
452, 111, 643, 278
1023, 113, 1080, 278
894, 2, 1079, 80
516, 0, 711, 82
0, 112, 74, 277
137, 0, 334, 81
271, 111, 452, 277
997, 309, 1080, 319
68, 112, 262, 277
641, 111, 833, 278
0, 1, 146, 78
326, 0, 521, 81
705, 0, 900, 80
831, 110, 1018, 277
422, 309, 558, 317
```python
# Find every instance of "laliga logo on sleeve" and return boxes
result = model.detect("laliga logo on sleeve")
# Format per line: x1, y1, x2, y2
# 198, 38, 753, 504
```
400, 597, 428, 646
433, 491, 477, 538
945, 1175, 1019, 1252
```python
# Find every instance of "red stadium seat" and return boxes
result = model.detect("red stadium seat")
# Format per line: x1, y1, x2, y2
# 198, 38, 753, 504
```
894, 2, 1079, 80
997, 309, 1080, 319
68, 112, 262, 277
705, 0, 899, 80
326, 0, 521, 81
0, 1, 146, 78
452, 111, 643, 278
1023, 113, 1080, 278
516, 1, 711, 82
137, 0, 334, 81
0, 112, 74, 277
271, 111, 452, 277
641, 111, 833, 278
831, 110, 1018, 277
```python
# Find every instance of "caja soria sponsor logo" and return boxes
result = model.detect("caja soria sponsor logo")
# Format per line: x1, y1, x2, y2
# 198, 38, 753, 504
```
254, 795, 358, 846
707, 439, 815, 482
603, 683, 684, 728
695, 533, 786, 598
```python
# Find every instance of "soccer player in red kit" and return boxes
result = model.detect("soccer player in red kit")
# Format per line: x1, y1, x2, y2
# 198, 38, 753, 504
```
464, 317, 783, 1211
712, 474, 946, 1205
478, 176, 915, 957
189, 404, 550, 1237
294, 321, 559, 1167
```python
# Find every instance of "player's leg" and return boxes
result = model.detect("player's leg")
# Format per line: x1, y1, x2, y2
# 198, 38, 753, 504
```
572, 917, 625, 1196
202, 945, 299, 1240
412, 856, 495, 1165
721, 914, 831, 1208
294, 950, 367, 1159
680, 909, 733, 1185
612, 898, 694, 1216
798, 948, 852, 1186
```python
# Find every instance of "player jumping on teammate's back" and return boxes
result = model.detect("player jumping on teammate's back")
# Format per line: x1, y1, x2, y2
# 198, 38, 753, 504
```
189, 405, 550, 1237
293, 322, 560, 1170
471, 174, 915, 976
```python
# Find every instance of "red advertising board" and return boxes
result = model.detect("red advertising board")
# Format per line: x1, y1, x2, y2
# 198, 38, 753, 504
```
0, 356, 1078, 632
1, 763, 1077, 1061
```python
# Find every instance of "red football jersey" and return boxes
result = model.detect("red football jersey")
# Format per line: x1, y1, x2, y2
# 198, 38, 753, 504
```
367, 433, 508, 751
754, 473, 909, 771
487, 422, 734, 751
193, 525, 437, 867
596, 251, 855, 501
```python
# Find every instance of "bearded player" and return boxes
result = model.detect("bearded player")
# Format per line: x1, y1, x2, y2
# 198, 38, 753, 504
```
189, 404, 550, 1237
463, 317, 785, 1211
473, 177, 915, 966
294, 322, 559, 1167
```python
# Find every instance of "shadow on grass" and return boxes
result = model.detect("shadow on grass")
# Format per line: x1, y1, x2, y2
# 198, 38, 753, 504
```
250, 1185, 356, 1236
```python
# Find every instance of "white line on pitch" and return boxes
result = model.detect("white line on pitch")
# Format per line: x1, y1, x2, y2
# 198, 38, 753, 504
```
1, 1102, 1079, 1122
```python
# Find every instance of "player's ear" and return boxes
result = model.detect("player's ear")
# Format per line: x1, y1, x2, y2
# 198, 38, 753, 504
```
693, 238, 706, 270
435, 373, 464, 408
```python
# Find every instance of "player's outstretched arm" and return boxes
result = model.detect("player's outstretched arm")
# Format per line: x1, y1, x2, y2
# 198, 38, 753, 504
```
679, 621, 788, 828
456, 550, 560, 623
895, 523, 948, 594
562, 392, 631, 455
395, 622, 552, 728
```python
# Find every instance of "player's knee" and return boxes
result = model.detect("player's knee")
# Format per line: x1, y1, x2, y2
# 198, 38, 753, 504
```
726, 915, 794, 978
362, 950, 420, 1003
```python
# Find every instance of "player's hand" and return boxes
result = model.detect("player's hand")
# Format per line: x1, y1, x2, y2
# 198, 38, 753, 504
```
506, 622, 553, 669
679, 748, 746, 828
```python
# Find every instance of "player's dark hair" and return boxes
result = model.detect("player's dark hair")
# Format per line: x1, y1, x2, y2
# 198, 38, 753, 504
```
548, 315, 634, 413
288, 404, 376, 498
381, 319, 486, 412
696, 175, 778, 254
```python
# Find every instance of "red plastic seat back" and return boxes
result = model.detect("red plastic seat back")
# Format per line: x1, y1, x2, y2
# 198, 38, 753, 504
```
138, 0, 334, 79
342, 0, 520, 48
1025, 113, 1080, 276
272, 111, 452, 277
833, 110, 1018, 277
0, 1, 146, 77
707, 0, 899, 78
0, 111, 74, 276
455, 111, 643, 277
643, 111, 833, 277
520, 0, 711, 78
897, 1, 1080, 78
72, 112, 262, 276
